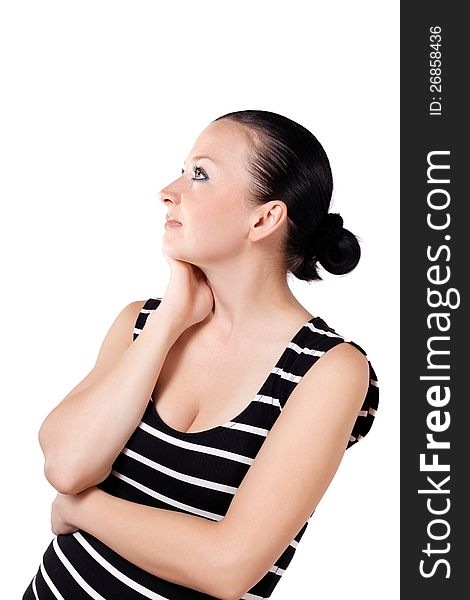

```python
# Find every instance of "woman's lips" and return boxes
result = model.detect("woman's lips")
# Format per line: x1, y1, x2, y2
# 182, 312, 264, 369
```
165, 219, 183, 229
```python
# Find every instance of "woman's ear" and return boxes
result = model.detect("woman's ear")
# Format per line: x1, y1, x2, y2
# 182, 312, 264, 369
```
251, 200, 288, 240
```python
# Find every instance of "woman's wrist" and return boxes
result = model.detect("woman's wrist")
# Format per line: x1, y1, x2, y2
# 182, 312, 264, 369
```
64, 486, 102, 530
144, 306, 186, 344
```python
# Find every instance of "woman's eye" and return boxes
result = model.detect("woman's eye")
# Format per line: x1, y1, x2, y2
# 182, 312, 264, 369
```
192, 166, 207, 181
180, 165, 208, 181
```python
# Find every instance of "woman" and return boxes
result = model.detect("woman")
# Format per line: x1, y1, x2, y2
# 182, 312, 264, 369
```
23, 109, 379, 599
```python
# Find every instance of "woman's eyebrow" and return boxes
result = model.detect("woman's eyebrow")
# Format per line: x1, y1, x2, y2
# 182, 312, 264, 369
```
183, 155, 216, 166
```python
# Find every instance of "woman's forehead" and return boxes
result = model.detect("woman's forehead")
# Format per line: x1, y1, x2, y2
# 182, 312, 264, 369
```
189, 120, 250, 162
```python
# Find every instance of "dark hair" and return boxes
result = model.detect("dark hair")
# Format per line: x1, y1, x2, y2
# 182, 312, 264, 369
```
212, 109, 361, 282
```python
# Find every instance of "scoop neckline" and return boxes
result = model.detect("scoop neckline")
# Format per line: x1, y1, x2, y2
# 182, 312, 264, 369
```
148, 314, 325, 439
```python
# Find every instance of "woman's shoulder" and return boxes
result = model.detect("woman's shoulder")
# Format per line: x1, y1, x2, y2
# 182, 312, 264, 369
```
129, 296, 163, 317
295, 314, 379, 449
137, 297, 162, 311
306, 313, 379, 387
301, 314, 373, 362
130, 297, 162, 339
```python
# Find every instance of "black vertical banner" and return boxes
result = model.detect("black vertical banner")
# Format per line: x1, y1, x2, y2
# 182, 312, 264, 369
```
401, 3, 467, 598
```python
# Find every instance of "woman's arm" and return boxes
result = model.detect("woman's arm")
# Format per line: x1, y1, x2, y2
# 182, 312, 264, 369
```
219, 342, 371, 598
39, 302, 184, 495
55, 341, 370, 600
54, 487, 233, 600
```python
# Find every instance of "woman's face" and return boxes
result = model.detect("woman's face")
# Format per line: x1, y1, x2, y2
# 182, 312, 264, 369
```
159, 119, 257, 265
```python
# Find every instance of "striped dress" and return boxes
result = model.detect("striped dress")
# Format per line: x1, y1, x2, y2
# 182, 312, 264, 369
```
23, 297, 379, 599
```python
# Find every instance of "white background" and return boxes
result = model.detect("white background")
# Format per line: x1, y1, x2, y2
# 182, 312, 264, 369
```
0, 1, 399, 598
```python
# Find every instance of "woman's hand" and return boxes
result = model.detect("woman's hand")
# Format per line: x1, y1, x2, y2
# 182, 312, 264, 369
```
51, 492, 79, 535
159, 248, 214, 331
50, 486, 97, 535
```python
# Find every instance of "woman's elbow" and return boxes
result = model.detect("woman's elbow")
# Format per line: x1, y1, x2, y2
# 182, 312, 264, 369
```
43, 460, 79, 494
44, 459, 110, 495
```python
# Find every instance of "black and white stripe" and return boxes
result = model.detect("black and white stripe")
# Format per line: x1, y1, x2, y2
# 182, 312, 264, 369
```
23, 297, 379, 599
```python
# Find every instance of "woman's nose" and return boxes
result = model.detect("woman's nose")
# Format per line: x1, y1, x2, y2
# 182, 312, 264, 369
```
158, 187, 179, 206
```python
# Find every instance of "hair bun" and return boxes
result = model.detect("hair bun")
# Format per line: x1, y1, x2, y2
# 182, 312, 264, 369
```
308, 212, 343, 258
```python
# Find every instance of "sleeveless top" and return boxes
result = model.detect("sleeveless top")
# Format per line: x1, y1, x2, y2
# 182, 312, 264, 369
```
23, 297, 379, 600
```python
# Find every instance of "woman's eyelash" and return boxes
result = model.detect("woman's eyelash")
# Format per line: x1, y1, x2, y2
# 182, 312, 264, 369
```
181, 165, 208, 181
